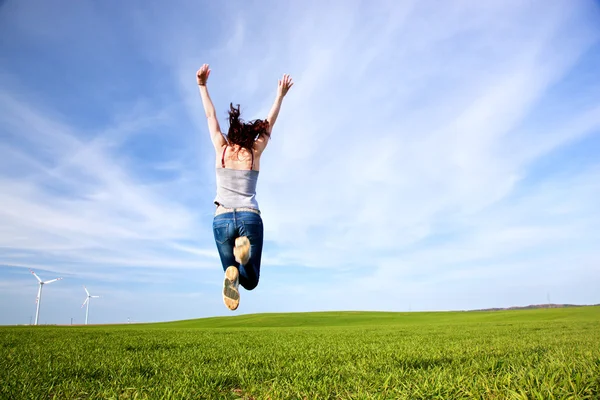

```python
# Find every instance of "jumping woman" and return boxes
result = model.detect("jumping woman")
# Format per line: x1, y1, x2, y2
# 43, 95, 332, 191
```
196, 64, 293, 310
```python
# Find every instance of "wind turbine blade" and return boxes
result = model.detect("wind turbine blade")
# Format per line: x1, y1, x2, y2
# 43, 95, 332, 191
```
91, 296, 100, 298
43, 277, 63, 284
81, 298, 89, 308
30, 269, 42, 283
84, 286, 90, 296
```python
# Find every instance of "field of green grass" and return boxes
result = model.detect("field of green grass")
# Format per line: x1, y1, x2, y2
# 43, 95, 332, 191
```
2, 307, 599, 399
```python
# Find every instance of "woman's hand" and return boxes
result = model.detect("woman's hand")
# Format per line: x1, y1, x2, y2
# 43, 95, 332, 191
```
196, 64, 211, 86
277, 74, 294, 98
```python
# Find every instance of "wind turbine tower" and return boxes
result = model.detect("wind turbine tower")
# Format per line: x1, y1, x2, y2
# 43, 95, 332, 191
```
30, 269, 63, 325
81, 286, 100, 325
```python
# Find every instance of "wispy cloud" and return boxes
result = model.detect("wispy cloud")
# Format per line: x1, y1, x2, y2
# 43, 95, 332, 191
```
0, 87, 216, 277
0, 0, 599, 323
215, 1, 600, 270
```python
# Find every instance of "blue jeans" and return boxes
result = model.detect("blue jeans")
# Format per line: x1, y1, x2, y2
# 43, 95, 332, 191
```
212, 211, 264, 290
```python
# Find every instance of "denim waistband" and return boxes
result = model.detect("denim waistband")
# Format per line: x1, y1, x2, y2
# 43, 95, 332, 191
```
215, 205, 261, 216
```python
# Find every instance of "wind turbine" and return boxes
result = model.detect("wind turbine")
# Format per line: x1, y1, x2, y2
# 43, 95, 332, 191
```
30, 269, 63, 325
81, 286, 100, 325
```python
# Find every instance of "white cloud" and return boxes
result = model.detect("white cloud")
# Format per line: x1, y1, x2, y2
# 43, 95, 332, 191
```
1, 0, 599, 323
0, 88, 216, 279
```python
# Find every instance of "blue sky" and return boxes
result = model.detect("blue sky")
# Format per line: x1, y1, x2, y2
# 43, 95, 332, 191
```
1, 0, 599, 325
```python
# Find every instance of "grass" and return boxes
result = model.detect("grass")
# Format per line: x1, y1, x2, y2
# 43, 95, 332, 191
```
1, 307, 599, 399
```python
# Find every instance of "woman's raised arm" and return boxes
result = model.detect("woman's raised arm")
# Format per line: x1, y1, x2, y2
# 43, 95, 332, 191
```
266, 73, 294, 135
197, 64, 226, 149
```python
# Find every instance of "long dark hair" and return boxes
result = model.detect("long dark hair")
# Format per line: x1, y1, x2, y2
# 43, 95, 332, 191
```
227, 103, 270, 152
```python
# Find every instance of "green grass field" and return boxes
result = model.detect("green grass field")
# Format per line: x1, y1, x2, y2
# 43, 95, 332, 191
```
1, 307, 599, 399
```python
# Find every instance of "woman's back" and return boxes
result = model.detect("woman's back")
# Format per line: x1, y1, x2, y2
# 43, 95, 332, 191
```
215, 145, 260, 210
217, 144, 260, 171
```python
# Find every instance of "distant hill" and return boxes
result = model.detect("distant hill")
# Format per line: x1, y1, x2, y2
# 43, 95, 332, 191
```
471, 303, 600, 312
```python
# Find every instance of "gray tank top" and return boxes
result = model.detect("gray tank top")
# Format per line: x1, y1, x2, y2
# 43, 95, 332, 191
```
214, 146, 260, 210
214, 168, 260, 209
